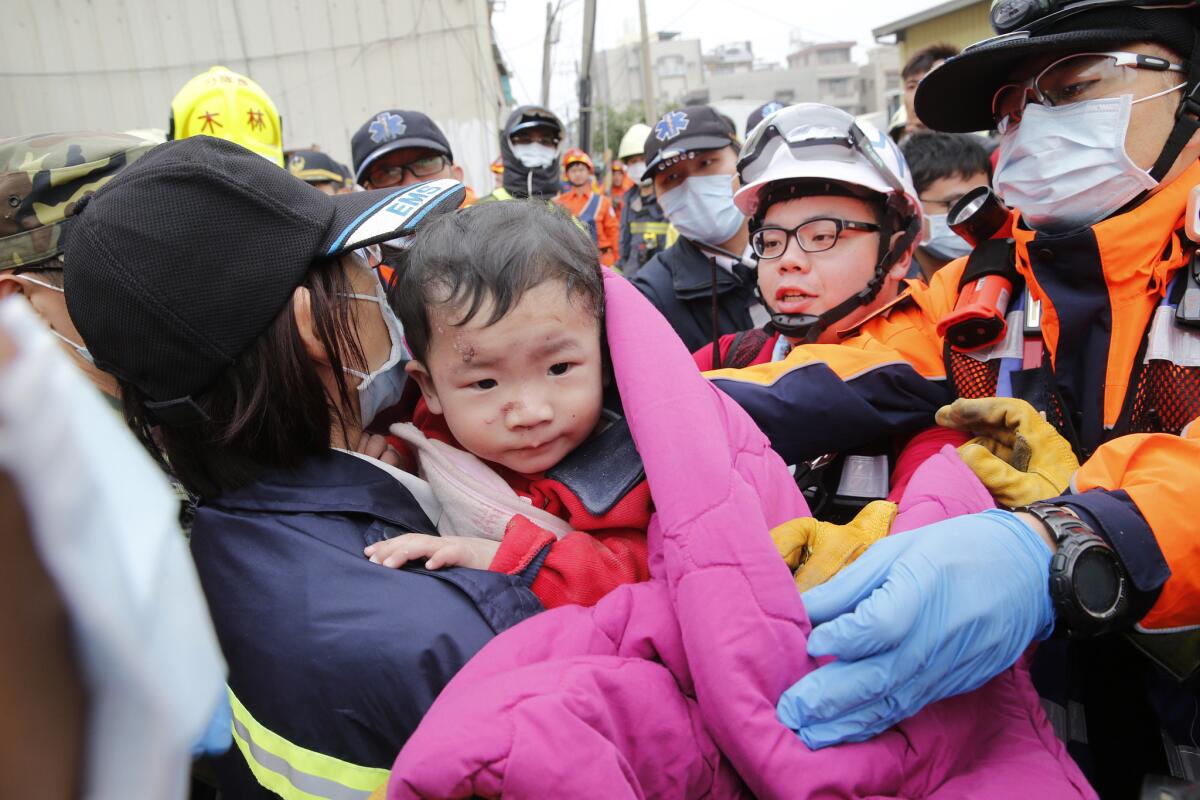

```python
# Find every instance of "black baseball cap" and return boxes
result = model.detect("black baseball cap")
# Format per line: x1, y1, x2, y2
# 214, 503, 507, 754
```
352, 109, 454, 184
287, 149, 352, 187
63, 136, 464, 422
746, 101, 788, 136
915, 7, 1196, 132
643, 105, 738, 178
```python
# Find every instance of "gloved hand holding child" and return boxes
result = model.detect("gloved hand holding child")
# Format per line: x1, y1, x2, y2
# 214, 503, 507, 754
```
772, 501, 898, 591
936, 397, 1079, 507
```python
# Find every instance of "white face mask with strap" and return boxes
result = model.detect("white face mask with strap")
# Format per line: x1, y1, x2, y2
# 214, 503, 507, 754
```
12, 273, 95, 364
994, 91, 1178, 233
338, 266, 411, 429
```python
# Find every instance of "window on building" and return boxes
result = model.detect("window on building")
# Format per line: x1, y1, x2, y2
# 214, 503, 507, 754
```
885, 70, 900, 91
818, 77, 853, 97
818, 48, 850, 65
774, 90, 795, 103
657, 55, 686, 77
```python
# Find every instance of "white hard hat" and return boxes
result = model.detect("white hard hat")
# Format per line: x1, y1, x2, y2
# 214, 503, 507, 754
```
617, 123, 652, 161
733, 103, 921, 228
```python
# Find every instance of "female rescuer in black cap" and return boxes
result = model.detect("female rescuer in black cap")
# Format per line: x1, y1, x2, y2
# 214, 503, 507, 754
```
59, 136, 547, 798
701, 3, 1200, 795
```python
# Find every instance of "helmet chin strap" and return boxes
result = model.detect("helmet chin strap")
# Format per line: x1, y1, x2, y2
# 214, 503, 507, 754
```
1148, 30, 1200, 183
769, 276, 885, 343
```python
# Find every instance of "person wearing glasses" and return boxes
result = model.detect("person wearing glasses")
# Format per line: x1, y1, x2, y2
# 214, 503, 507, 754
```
692, 103, 923, 370
707, 3, 1200, 794
351, 108, 476, 205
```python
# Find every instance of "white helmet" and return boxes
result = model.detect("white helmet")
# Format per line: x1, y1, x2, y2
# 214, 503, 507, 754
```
733, 103, 921, 229
617, 123, 652, 161
733, 103, 923, 343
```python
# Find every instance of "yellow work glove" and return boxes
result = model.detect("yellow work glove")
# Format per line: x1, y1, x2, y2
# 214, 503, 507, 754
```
771, 501, 898, 592
935, 397, 1080, 508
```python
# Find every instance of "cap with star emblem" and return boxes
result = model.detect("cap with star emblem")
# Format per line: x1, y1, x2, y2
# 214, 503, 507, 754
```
169, 66, 284, 167
351, 109, 453, 185
643, 105, 737, 179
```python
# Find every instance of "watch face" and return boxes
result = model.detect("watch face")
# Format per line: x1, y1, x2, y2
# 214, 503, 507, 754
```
1073, 550, 1122, 616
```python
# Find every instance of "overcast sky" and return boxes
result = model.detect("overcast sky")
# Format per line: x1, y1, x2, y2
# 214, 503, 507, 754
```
490, 0, 947, 122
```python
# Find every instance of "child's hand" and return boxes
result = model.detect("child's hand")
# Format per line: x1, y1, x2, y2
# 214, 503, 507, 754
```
364, 533, 501, 571
355, 431, 406, 470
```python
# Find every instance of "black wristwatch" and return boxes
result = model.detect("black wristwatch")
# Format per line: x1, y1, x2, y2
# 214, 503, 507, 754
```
1019, 502, 1130, 636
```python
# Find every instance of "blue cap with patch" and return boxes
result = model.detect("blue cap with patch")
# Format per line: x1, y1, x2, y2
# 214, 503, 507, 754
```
642, 105, 737, 178
351, 109, 454, 184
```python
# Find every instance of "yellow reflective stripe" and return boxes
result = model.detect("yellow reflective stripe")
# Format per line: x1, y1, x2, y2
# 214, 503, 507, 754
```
228, 688, 389, 800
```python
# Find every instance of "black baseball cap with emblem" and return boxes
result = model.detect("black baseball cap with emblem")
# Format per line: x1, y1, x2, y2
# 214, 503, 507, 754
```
643, 105, 738, 179
351, 109, 454, 185
745, 101, 788, 136
63, 135, 464, 425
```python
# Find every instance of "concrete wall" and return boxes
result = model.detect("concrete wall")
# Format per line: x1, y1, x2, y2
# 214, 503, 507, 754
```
1, 0, 507, 194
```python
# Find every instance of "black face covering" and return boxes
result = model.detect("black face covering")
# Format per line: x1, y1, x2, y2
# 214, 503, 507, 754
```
500, 105, 565, 201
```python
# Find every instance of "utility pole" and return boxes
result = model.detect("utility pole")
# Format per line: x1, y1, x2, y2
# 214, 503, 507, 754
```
540, 2, 556, 107
638, 0, 656, 125
577, 0, 597, 154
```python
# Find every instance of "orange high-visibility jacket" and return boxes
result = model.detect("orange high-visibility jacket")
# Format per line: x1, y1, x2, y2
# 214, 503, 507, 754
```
555, 188, 619, 266
708, 162, 1200, 633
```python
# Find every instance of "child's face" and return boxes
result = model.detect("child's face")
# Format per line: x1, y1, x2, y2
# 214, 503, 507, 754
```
407, 281, 604, 476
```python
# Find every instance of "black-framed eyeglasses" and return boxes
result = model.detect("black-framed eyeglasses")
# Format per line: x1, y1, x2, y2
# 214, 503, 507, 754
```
367, 154, 450, 187
751, 217, 880, 260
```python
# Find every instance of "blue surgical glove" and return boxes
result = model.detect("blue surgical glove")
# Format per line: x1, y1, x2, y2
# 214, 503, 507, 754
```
777, 509, 1055, 748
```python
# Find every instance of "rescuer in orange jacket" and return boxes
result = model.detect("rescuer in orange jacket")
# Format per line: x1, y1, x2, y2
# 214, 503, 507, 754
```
708, 5, 1200, 794
554, 148, 619, 266
605, 159, 635, 221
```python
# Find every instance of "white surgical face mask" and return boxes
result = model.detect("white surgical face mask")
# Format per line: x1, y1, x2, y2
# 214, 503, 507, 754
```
994, 94, 1163, 234
340, 270, 410, 429
922, 213, 973, 261
658, 174, 746, 246
13, 273, 96, 363
625, 161, 647, 183
511, 143, 556, 169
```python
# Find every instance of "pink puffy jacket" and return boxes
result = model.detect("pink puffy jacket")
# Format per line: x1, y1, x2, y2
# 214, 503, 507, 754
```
387, 270, 1094, 799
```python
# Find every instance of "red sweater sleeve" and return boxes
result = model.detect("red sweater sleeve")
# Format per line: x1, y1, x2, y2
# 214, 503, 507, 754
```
490, 514, 650, 609
887, 425, 971, 502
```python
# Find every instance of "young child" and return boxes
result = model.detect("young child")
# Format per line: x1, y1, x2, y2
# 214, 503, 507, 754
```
364, 200, 651, 609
